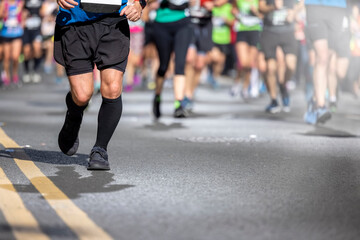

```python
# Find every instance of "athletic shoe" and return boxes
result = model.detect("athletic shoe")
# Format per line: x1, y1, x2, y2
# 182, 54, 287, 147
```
12, 75, 19, 84
265, 100, 281, 113
23, 73, 31, 83
1, 72, 10, 86
282, 96, 290, 113
304, 99, 317, 124
207, 73, 218, 89
124, 85, 133, 93
153, 95, 161, 119
182, 97, 194, 112
32, 73, 42, 83
44, 64, 53, 74
329, 101, 337, 113
316, 107, 331, 124
58, 111, 82, 156
87, 146, 110, 171
304, 108, 317, 125
174, 106, 188, 118
230, 84, 241, 97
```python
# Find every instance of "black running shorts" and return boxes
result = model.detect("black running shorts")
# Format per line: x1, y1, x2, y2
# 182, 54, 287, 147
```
306, 5, 350, 58
189, 20, 213, 54
23, 28, 42, 45
54, 16, 130, 76
260, 29, 297, 60
236, 30, 260, 47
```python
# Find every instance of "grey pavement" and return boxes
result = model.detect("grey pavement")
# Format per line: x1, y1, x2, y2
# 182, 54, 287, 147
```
0, 75, 360, 240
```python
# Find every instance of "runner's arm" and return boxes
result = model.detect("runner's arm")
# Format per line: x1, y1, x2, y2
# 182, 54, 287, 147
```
259, 0, 275, 14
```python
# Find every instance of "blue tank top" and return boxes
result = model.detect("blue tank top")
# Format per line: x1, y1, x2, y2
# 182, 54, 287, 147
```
56, 0, 128, 26
305, 0, 347, 8
1, 0, 23, 38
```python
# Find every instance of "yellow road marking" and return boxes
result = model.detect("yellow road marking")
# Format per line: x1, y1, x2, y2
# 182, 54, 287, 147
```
0, 167, 49, 240
0, 128, 113, 240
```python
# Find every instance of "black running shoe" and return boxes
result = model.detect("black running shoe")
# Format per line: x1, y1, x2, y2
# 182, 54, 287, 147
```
58, 111, 82, 156
87, 146, 110, 171
174, 106, 188, 118
153, 95, 161, 119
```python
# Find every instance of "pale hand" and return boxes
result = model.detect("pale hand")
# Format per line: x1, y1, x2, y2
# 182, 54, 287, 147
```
57, 0, 78, 10
120, 1, 142, 22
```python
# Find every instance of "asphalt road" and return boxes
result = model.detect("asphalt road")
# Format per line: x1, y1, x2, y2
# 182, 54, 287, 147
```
1, 75, 360, 240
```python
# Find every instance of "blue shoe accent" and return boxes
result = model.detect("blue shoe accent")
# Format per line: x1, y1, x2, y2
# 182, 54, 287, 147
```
182, 97, 194, 111
282, 97, 290, 112
304, 100, 316, 124
316, 107, 331, 124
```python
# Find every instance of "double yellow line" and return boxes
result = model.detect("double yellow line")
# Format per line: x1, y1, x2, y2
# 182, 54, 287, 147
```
0, 128, 112, 240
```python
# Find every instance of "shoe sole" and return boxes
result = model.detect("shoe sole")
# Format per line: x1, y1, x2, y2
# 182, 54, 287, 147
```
87, 163, 110, 171
59, 137, 79, 156
282, 107, 291, 113
317, 112, 332, 124
266, 107, 281, 114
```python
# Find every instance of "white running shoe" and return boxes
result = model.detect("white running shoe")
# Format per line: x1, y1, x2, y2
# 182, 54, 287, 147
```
32, 73, 42, 83
23, 73, 31, 83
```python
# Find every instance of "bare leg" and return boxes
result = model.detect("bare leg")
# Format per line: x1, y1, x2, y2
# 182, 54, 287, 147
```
313, 39, 329, 108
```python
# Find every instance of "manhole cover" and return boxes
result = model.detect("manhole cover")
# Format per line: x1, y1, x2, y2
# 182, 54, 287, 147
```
176, 136, 267, 143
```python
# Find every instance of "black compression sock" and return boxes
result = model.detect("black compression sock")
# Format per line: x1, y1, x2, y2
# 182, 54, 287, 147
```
34, 57, 42, 72
66, 92, 87, 121
24, 60, 30, 73
94, 95, 123, 150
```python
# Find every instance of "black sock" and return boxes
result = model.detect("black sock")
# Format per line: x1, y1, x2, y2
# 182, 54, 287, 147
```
34, 57, 42, 71
66, 92, 87, 121
24, 60, 30, 73
94, 95, 123, 150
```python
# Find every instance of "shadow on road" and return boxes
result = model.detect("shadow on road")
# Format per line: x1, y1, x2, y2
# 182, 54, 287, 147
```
0, 148, 134, 199
0, 165, 134, 199
299, 126, 359, 138
0, 148, 89, 166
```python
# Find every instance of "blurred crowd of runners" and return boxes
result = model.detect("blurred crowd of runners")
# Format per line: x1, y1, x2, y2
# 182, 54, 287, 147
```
0, 0, 359, 124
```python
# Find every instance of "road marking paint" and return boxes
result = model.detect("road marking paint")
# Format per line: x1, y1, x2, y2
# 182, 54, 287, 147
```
0, 128, 113, 240
0, 167, 49, 240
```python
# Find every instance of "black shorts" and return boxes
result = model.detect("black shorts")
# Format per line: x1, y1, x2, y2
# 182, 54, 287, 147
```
23, 28, 42, 45
144, 22, 155, 46
189, 20, 213, 54
236, 30, 260, 47
214, 43, 230, 55
2, 36, 22, 43
306, 5, 350, 58
153, 17, 191, 76
54, 16, 129, 76
260, 29, 297, 60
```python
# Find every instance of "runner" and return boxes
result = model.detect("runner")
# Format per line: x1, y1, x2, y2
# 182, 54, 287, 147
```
141, 0, 160, 90
124, 18, 145, 92
40, 0, 58, 74
208, 0, 234, 91
183, 0, 214, 112
0, 17, 3, 86
55, 0, 145, 170
349, 2, 360, 98
231, 0, 262, 100
259, 0, 297, 113
0, 0, 24, 87
304, 0, 350, 124
152, 0, 192, 118
22, 0, 44, 84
